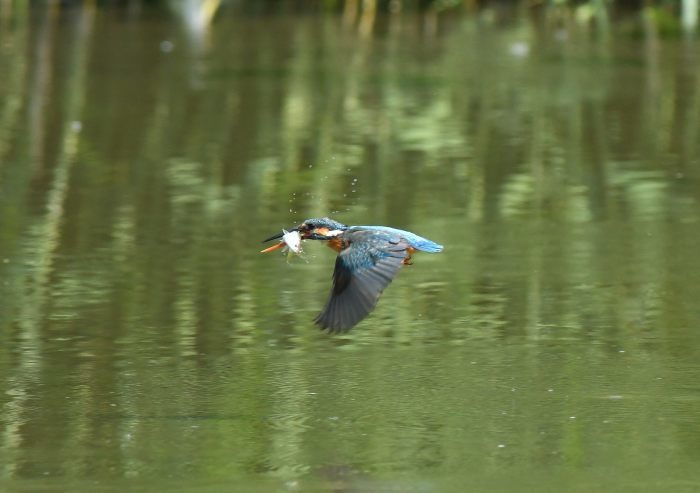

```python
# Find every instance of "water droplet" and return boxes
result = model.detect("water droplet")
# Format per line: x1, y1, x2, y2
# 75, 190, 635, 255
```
509, 41, 529, 57
498, 444, 506, 448
160, 40, 174, 53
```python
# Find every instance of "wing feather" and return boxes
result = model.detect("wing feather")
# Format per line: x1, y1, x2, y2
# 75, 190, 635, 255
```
314, 231, 410, 332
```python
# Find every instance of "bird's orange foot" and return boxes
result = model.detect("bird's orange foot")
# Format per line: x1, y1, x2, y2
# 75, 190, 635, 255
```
402, 257, 413, 266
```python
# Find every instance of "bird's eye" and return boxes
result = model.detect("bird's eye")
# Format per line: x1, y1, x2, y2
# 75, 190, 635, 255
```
305, 223, 314, 229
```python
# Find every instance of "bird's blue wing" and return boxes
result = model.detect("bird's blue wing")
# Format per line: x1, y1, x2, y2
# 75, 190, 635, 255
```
354, 225, 443, 253
314, 230, 410, 332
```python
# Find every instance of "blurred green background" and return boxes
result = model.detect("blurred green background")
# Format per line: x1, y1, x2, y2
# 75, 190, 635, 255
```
0, 1, 699, 492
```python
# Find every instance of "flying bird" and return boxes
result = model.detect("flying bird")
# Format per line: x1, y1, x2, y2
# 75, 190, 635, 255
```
261, 217, 443, 332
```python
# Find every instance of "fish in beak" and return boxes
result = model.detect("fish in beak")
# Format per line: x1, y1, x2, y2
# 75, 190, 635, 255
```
260, 229, 303, 255
261, 221, 342, 255
261, 226, 299, 244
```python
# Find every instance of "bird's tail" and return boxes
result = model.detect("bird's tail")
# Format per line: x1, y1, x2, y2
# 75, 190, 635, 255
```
415, 241, 443, 253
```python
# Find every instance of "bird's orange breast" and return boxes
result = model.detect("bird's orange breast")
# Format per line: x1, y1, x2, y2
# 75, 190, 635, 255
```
326, 237, 345, 252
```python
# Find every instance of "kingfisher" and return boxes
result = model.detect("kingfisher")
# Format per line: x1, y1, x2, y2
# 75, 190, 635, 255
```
261, 217, 443, 332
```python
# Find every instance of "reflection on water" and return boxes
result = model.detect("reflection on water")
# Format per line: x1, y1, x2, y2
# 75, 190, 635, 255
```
1, 4, 700, 492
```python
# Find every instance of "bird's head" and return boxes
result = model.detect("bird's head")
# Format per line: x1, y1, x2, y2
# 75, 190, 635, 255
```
261, 217, 347, 252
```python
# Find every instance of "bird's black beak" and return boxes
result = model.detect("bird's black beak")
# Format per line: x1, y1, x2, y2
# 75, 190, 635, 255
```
262, 227, 299, 243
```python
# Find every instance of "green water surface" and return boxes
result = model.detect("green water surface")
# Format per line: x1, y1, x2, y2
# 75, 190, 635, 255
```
0, 4, 699, 492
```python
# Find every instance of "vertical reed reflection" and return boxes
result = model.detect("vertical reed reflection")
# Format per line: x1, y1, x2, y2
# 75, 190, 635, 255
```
1, 2, 96, 479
